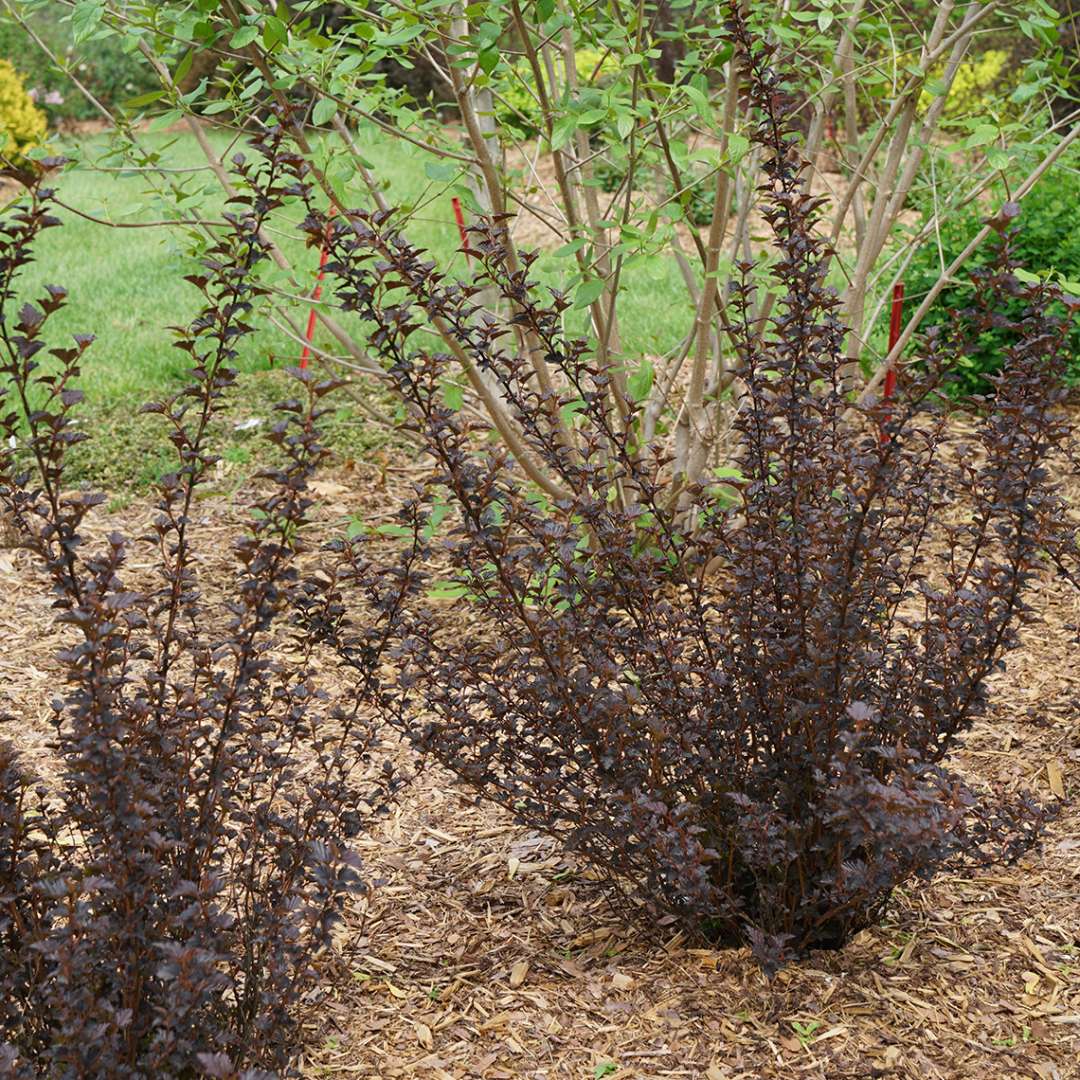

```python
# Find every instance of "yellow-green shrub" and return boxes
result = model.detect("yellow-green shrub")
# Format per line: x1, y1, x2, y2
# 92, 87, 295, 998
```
0, 59, 46, 161
497, 46, 620, 138
920, 49, 1009, 120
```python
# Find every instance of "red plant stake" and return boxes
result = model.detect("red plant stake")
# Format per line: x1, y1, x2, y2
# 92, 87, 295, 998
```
880, 281, 905, 443
300, 207, 336, 370
451, 196, 470, 263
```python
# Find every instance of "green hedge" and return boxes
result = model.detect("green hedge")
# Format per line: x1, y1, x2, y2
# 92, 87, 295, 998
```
899, 160, 1080, 394
0, 13, 157, 123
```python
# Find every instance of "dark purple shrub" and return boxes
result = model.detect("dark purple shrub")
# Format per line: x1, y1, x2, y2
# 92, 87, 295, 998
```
0, 138, 393, 1076
293, 14, 1077, 972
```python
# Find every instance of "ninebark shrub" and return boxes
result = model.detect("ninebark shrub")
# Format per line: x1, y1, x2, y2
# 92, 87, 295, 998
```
298, 27, 1078, 972
0, 144, 392, 1076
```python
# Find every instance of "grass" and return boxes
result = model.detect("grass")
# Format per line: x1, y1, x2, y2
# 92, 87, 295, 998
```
9, 128, 391, 487
69, 368, 392, 495
18, 130, 291, 399
12, 118, 1074, 493
7, 122, 697, 489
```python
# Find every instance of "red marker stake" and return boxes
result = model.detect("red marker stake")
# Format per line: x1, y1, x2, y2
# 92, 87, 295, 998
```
880, 281, 905, 443
451, 196, 470, 263
300, 207, 337, 370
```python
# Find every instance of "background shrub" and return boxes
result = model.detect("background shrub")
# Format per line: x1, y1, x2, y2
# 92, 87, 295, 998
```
0, 58, 44, 161
0, 12, 158, 125
495, 46, 619, 138
918, 49, 1010, 120
900, 155, 1080, 393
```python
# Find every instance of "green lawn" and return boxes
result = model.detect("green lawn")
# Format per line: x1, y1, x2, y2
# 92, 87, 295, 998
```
18, 130, 286, 403
8, 123, 694, 489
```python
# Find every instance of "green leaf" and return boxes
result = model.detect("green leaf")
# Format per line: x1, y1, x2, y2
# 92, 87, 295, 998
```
627, 357, 653, 402
452, 185, 483, 215
442, 380, 464, 410
684, 84, 712, 123
1010, 81, 1043, 104
239, 75, 264, 101
726, 133, 750, 164
375, 523, 414, 538
478, 47, 499, 74
574, 278, 606, 308
230, 25, 260, 48
124, 90, 165, 109
553, 238, 588, 258
173, 50, 194, 87
425, 161, 457, 181
964, 124, 998, 148
550, 115, 578, 150
560, 397, 586, 425
594, 1064, 618, 1079
373, 24, 425, 47
149, 109, 184, 131
428, 581, 470, 600
262, 15, 288, 50
71, 0, 104, 43
423, 501, 452, 539
312, 97, 338, 126
336, 53, 364, 75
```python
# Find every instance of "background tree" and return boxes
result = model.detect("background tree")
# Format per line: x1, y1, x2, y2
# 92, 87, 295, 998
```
3, 0, 1077, 512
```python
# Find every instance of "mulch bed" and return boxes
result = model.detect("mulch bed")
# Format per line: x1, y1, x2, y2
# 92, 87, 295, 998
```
0, 451, 1077, 1080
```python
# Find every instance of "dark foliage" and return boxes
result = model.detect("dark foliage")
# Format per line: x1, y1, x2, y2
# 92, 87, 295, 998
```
0, 138, 392, 1076
295, 10, 1077, 972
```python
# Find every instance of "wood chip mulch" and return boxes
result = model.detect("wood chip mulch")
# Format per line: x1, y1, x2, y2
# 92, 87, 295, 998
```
0, 453, 1077, 1080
